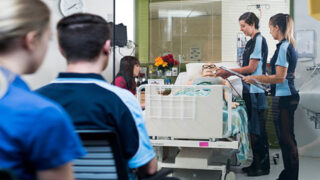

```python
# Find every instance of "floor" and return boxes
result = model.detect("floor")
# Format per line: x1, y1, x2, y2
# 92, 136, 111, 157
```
170, 149, 320, 180
236, 154, 320, 180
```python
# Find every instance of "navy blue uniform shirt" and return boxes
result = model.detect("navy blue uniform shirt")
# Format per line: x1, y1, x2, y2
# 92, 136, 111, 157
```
242, 32, 268, 94
270, 39, 298, 96
36, 73, 155, 169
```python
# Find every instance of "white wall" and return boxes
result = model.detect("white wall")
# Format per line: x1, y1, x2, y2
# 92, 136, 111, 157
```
294, 0, 320, 157
294, 0, 320, 89
24, 0, 135, 89
221, 0, 290, 62
295, 0, 320, 64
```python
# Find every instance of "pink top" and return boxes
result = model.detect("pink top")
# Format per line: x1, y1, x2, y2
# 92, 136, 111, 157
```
114, 76, 136, 95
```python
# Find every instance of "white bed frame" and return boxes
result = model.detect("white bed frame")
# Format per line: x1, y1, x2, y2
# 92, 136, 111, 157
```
137, 84, 238, 180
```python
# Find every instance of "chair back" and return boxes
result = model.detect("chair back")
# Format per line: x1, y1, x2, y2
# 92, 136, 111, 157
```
0, 169, 18, 180
74, 130, 129, 180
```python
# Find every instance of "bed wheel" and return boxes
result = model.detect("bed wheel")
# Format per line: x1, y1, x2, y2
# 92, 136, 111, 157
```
224, 172, 235, 180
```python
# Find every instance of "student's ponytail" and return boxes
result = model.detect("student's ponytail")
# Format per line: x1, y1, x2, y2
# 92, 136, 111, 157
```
285, 15, 295, 48
270, 13, 296, 48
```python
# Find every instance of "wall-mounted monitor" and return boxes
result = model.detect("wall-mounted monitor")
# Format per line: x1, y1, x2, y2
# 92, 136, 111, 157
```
296, 30, 316, 59
108, 22, 127, 47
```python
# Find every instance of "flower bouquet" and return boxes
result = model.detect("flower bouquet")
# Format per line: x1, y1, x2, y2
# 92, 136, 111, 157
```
154, 54, 178, 76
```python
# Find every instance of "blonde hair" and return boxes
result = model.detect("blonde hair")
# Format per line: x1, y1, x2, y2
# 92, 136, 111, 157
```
285, 16, 295, 48
0, 0, 50, 53
269, 13, 296, 48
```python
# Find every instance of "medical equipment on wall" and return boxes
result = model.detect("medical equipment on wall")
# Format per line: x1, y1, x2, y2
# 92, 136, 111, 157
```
247, 4, 270, 11
108, 23, 127, 47
296, 30, 316, 65
306, 64, 320, 77
247, 3, 270, 19
236, 32, 246, 67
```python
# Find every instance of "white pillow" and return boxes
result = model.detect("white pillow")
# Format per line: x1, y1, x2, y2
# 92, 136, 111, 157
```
174, 72, 188, 85
186, 63, 204, 80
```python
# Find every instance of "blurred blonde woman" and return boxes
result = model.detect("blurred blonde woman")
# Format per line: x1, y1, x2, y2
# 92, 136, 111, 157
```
0, 1, 85, 180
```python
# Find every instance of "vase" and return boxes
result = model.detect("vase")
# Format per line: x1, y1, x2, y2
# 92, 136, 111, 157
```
172, 67, 178, 76
156, 70, 163, 78
165, 69, 172, 77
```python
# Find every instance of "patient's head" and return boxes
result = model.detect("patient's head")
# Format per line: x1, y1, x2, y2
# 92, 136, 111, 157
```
202, 63, 218, 77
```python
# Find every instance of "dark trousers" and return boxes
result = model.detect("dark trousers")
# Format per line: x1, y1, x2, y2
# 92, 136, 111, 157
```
243, 93, 270, 170
273, 94, 300, 180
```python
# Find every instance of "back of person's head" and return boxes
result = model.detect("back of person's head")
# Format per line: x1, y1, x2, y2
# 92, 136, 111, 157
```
269, 13, 295, 48
239, 12, 259, 29
57, 13, 111, 62
0, 0, 50, 54
116, 56, 140, 90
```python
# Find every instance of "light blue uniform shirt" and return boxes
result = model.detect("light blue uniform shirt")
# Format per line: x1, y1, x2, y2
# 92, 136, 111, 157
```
249, 34, 265, 93
275, 41, 291, 96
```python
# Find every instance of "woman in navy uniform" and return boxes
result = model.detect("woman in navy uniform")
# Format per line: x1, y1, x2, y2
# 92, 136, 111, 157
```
244, 13, 299, 180
217, 12, 269, 176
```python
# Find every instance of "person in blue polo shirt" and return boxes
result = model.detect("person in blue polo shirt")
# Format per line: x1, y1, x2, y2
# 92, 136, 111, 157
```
0, 0, 86, 180
36, 13, 158, 179
244, 13, 299, 180
217, 12, 269, 176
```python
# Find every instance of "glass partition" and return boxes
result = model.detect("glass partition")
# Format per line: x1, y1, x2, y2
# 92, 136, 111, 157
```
149, 0, 222, 63
148, 0, 290, 64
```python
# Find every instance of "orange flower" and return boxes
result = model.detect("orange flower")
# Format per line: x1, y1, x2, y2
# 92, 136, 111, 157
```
154, 54, 178, 72
154, 57, 163, 67
162, 62, 168, 67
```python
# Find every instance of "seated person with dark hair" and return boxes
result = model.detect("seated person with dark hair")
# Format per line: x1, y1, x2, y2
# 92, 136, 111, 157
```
36, 13, 157, 178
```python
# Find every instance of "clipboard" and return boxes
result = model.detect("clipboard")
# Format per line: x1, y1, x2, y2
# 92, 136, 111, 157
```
219, 66, 268, 91
220, 66, 244, 78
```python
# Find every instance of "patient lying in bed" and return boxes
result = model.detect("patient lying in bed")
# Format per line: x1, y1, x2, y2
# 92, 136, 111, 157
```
174, 63, 249, 162
185, 63, 239, 108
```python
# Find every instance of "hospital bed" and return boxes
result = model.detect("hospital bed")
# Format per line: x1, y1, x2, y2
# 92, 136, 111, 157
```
137, 83, 248, 180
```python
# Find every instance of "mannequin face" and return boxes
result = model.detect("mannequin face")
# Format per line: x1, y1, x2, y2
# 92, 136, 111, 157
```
133, 63, 140, 77
202, 63, 217, 77
239, 20, 255, 37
